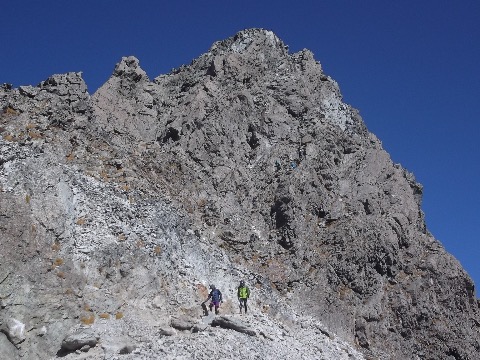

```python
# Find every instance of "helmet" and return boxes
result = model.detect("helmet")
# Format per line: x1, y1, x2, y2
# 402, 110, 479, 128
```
209, 284, 215, 290
240, 280, 245, 286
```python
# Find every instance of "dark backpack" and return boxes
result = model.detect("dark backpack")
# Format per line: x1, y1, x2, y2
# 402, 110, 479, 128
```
211, 289, 222, 302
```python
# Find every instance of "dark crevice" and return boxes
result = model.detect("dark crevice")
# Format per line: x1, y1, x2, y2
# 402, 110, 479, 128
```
362, 199, 372, 215
247, 124, 260, 149
161, 127, 180, 143
446, 347, 461, 360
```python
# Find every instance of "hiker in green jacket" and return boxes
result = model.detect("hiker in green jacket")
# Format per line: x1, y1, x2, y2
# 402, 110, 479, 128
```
237, 280, 250, 314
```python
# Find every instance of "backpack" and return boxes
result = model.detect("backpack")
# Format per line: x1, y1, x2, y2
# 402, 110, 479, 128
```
211, 289, 222, 302
238, 286, 249, 299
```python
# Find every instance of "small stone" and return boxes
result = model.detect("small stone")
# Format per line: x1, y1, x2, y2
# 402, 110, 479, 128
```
37, 326, 47, 337
119, 344, 136, 354
158, 327, 177, 336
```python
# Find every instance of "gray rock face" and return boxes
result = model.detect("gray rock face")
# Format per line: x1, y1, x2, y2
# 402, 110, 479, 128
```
0, 28, 479, 360
0, 333, 18, 360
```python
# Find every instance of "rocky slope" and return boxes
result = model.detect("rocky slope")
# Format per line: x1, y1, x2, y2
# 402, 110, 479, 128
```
0, 29, 478, 359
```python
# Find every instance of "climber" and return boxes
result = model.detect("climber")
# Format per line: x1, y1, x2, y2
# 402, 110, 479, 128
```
203, 284, 223, 315
237, 280, 250, 314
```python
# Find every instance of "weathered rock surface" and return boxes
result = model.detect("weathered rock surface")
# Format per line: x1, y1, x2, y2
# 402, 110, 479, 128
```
0, 332, 18, 360
0, 28, 478, 359
170, 316, 199, 331
212, 316, 256, 336
61, 328, 99, 351
0, 318, 26, 347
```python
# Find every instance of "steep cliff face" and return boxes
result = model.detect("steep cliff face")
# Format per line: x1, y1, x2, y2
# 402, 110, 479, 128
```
0, 29, 478, 359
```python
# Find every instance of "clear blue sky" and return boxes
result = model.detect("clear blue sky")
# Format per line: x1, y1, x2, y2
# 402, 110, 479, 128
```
2, 1, 479, 295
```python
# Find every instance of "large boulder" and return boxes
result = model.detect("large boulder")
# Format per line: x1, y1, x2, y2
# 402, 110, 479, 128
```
212, 316, 256, 336
61, 328, 99, 352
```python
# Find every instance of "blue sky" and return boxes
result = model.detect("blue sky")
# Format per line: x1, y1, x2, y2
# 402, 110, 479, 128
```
2, 1, 479, 295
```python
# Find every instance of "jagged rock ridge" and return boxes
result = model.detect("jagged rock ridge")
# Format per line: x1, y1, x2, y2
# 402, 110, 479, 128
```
0, 28, 478, 359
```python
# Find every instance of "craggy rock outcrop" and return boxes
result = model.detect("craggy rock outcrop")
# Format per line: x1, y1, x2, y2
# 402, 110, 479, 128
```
0, 29, 478, 359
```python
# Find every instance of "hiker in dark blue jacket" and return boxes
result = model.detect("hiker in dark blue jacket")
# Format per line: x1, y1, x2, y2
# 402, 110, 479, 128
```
203, 284, 223, 315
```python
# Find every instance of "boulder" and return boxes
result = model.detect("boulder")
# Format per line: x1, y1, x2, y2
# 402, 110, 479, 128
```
158, 327, 177, 336
61, 328, 99, 351
170, 316, 197, 331
0, 318, 26, 346
211, 316, 256, 336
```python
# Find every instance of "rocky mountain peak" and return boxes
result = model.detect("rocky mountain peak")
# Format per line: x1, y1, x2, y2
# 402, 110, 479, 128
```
39, 72, 88, 93
0, 29, 478, 360
112, 56, 149, 82
209, 28, 287, 56
202, 29, 321, 85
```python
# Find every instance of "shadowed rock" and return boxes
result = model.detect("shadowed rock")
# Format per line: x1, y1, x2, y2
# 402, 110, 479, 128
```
212, 316, 256, 336
61, 328, 99, 351
170, 316, 198, 331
